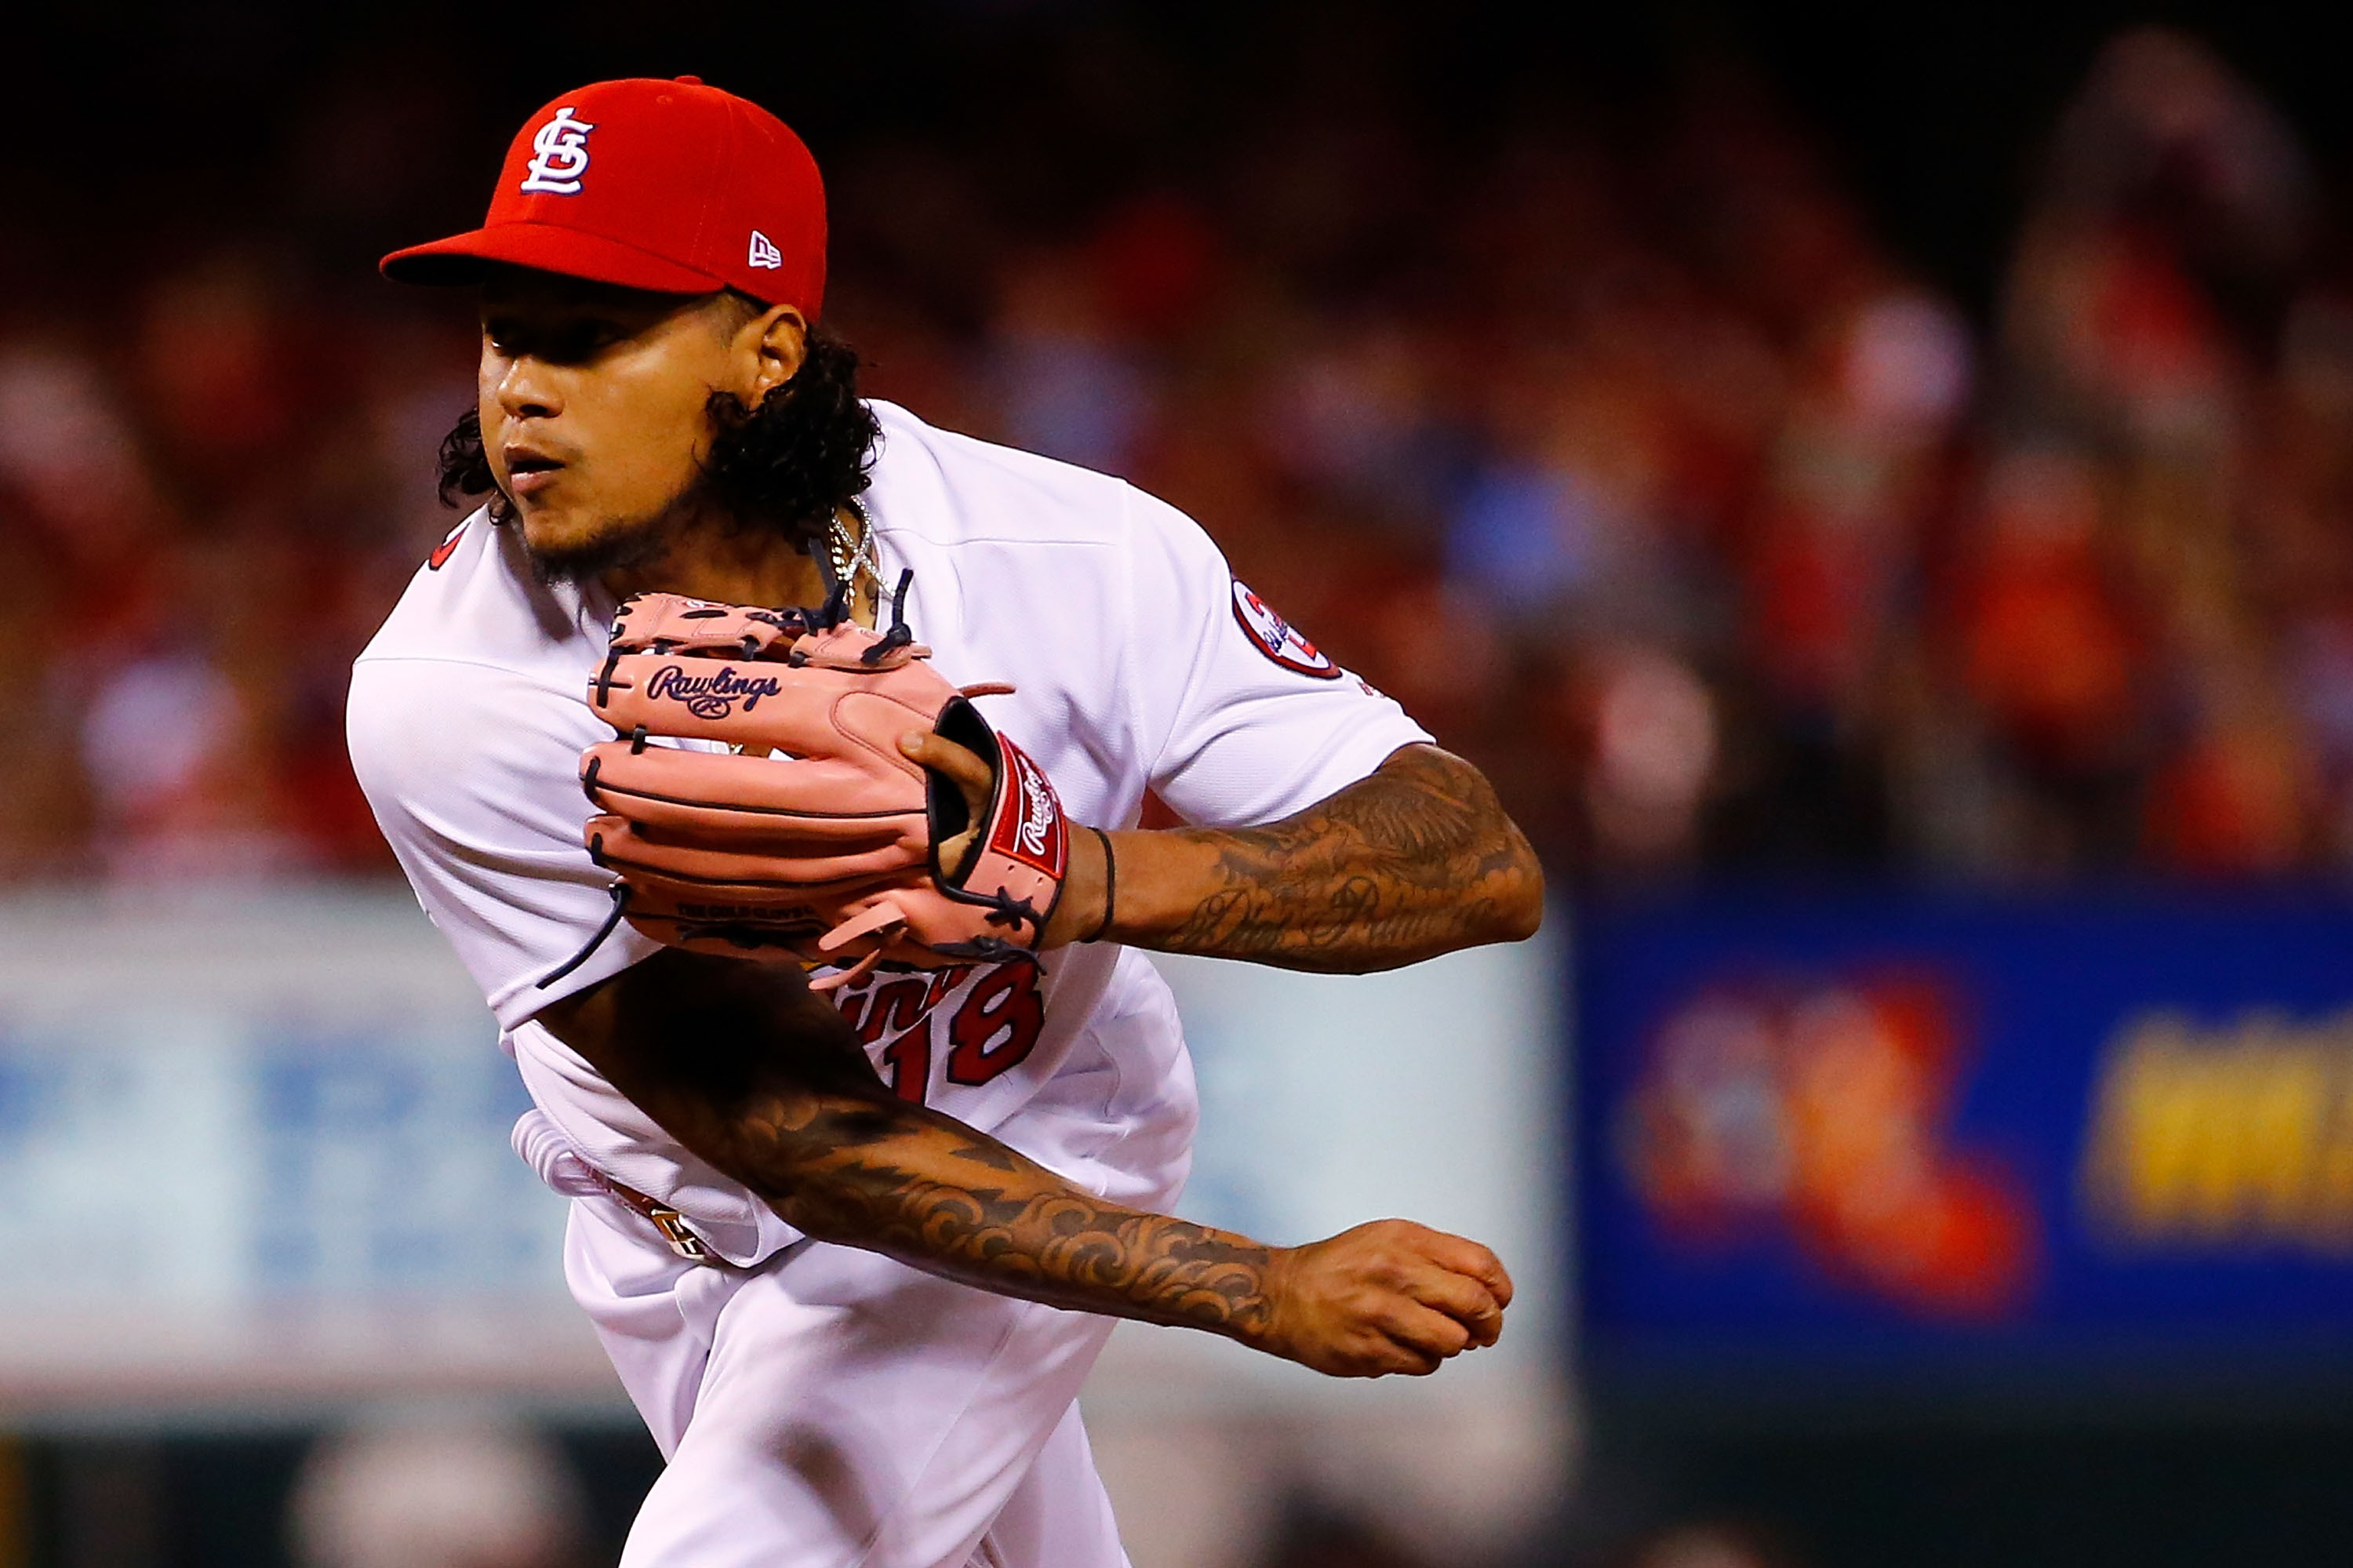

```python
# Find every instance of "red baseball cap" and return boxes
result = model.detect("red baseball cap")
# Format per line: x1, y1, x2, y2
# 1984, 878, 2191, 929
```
381, 76, 827, 317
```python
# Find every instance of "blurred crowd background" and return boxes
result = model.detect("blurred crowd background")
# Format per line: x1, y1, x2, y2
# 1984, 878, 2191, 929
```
16, 6, 2353, 890
15, 3, 2353, 1566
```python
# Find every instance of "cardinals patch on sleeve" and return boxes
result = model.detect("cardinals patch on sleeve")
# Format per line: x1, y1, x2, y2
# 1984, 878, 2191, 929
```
1230, 580, 1340, 679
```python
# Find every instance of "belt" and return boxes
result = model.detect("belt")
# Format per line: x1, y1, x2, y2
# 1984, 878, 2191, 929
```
605, 1178, 717, 1264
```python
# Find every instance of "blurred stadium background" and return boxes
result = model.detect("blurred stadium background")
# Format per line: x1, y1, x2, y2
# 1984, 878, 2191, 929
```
13, 2, 2353, 1563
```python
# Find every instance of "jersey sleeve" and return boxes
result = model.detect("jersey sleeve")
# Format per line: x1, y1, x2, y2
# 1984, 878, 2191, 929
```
1121, 486, 1433, 828
347, 656, 660, 1031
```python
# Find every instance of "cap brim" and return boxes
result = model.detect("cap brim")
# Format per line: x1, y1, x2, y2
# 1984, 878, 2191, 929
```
380, 221, 726, 294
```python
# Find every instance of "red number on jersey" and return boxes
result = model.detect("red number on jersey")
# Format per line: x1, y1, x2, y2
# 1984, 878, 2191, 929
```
878, 1031, 932, 1105
843, 969, 967, 1103
848, 978, 933, 1101
946, 964, 1046, 1086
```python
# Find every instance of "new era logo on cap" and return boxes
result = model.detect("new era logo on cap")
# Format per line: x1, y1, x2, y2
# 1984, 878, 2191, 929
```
380, 77, 831, 317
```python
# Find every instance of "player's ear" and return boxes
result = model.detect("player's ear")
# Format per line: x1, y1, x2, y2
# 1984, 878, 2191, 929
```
745, 302, 809, 403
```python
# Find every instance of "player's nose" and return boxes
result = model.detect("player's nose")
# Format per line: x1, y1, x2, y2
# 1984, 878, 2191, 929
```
493, 355, 563, 421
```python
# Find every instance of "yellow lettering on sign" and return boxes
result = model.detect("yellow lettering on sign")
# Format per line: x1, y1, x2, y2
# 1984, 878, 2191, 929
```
2080, 1010, 2353, 1253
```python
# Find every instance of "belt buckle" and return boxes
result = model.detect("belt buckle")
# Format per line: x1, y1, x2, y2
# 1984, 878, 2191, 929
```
646, 1203, 714, 1264
605, 1175, 717, 1264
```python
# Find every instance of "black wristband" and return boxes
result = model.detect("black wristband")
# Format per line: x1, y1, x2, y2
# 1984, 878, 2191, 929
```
1086, 826, 1117, 944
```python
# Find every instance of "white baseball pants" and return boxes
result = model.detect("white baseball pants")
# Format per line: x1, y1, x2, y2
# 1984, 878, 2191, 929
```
565, 1198, 1133, 1568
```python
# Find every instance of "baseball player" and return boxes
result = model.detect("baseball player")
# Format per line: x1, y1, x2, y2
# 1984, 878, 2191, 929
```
349, 76, 1544, 1568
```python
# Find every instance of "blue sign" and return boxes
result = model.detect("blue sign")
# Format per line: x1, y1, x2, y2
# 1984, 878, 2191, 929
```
1577, 890, 2353, 1399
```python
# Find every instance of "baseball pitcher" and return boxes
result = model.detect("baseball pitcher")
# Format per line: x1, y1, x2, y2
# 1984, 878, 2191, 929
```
350, 75, 1544, 1568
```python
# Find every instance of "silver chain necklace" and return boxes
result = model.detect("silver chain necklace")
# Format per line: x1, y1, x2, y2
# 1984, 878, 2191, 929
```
826, 500, 880, 613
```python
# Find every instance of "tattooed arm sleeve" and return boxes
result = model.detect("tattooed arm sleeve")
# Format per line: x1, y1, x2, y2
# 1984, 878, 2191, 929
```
1086, 743, 1544, 973
533, 949, 1278, 1340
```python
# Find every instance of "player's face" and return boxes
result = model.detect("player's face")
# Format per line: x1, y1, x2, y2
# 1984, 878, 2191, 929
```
475, 269, 783, 575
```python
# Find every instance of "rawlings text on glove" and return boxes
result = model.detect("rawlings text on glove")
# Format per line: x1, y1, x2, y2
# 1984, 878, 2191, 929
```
575, 590, 1070, 988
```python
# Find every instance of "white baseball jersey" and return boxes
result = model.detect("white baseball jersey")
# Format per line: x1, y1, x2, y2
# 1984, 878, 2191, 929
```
347, 398, 1431, 1266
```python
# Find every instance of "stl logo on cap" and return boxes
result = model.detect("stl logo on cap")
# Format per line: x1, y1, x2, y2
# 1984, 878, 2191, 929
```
381, 78, 829, 315
520, 107, 597, 195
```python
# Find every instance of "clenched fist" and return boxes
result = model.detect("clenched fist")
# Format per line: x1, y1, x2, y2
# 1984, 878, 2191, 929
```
1243, 1220, 1514, 1377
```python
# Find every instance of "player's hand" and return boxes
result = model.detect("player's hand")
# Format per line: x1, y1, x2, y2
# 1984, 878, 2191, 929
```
900, 729, 1112, 946
1248, 1219, 1513, 1377
899, 728, 993, 871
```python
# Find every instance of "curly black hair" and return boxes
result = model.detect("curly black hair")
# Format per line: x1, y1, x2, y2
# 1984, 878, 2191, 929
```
436, 325, 881, 551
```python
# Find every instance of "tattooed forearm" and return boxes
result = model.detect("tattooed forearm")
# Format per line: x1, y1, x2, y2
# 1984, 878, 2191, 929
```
535, 950, 1286, 1344
538, 951, 1512, 1375
742, 1099, 1280, 1337
1115, 744, 1542, 972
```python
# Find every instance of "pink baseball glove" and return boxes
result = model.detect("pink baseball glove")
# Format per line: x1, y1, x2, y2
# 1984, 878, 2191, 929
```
573, 589, 1070, 988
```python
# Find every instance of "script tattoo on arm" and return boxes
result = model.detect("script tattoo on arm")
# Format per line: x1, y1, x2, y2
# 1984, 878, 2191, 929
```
1118, 743, 1543, 973
535, 950, 1279, 1342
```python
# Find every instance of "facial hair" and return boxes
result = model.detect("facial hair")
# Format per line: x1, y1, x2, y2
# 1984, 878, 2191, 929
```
520, 503, 677, 589
516, 436, 821, 591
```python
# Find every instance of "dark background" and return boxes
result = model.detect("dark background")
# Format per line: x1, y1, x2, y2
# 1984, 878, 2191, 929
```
19, 3, 2353, 305
13, 3, 2353, 1565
